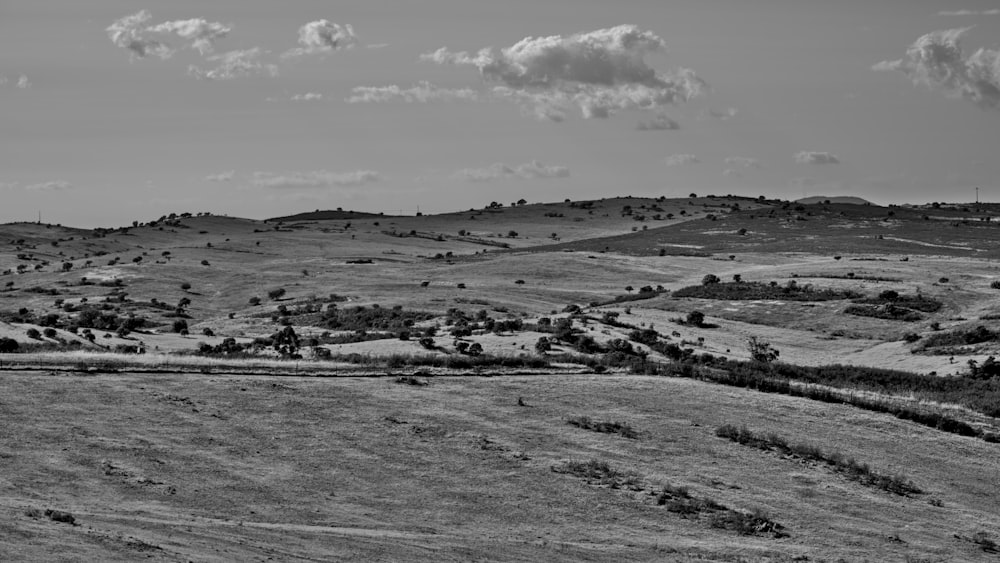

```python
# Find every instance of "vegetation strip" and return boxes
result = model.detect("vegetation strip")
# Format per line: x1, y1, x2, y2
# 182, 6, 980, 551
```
565, 416, 639, 439
676, 358, 1000, 443
715, 424, 922, 496
551, 459, 787, 538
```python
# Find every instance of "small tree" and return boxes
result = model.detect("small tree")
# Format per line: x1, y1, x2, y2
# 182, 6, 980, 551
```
0, 337, 18, 352
26, 328, 41, 339
702, 274, 721, 285
181, 282, 192, 290
535, 337, 552, 354
747, 336, 779, 364
267, 288, 286, 301
467, 342, 483, 356
172, 319, 188, 333
686, 311, 705, 327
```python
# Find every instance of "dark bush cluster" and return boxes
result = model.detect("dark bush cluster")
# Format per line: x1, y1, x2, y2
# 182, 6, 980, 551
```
674, 280, 861, 301
566, 416, 639, 439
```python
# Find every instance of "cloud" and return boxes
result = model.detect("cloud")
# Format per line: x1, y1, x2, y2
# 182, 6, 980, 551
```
205, 171, 236, 182
24, 181, 72, 191
0, 181, 18, 190
292, 92, 323, 101
145, 18, 231, 56
636, 113, 679, 130
16, 75, 31, 89
664, 154, 700, 166
251, 170, 380, 188
701, 107, 737, 120
283, 20, 358, 57
454, 160, 570, 182
107, 10, 172, 60
938, 9, 1000, 16
347, 81, 480, 104
874, 27, 1000, 110
421, 24, 706, 120
188, 48, 279, 80
724, 156, 761, 168
722, 169, 742, 178
795, 151, 840, 164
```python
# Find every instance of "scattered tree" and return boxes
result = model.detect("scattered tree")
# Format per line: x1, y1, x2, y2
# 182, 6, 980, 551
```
746, 336, 780, 364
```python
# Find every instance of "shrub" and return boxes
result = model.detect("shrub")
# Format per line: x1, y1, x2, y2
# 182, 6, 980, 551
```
686, 311, 705, 327
0, 337, 18, 353
26, 328, 41, 339
43, 328, 57, 338
267, 288, 286, 300
566, 416, 639, 439
181, 282, 191, 290
747, 336, 779, 363
172, 319, 188, 333
702, 274, 720, 286
992, 281, 1000, 290
249, 296, 262, 306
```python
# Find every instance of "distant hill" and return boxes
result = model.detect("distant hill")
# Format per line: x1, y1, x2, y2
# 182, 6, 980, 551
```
267, 209, 387, 222
795, 196, 872, 205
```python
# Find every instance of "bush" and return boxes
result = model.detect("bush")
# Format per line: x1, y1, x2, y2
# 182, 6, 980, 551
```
172, 319, 188, 333
249, 296, 261, 306
991, 281, 1000, 290
0, 337, 18, 353
686, 311, 705, 327
181, 282, 192, 290
566, 416, 639, 439
267, 288, 286, 300
26, 328, 41, 339
43, 328, 57, 338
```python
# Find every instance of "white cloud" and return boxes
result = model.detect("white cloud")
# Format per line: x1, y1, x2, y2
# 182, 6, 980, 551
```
637, 113, 679, 130
283, 20, 358, 58
421, 25, 706, 120
188, 48, 278, 80
251, 170, 380, 188
24, 181, 72, 191
664, 154, 700, 166
454, 160, 570, 182
205, 171, 236, 182
347, 81, 480, 103
145, 18, 231, 56
795, 151, 840, 164
107, 10, 172, 60
724, 156, 761, 168
292, 92, 323, 101
938, 9, 1000, 15
0, 181, 18, 190
14, 74, 30, 89
874, 27, 1000, 110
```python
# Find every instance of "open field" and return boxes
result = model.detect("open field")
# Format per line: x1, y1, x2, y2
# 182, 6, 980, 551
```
3, 372, 999, 562
2, 196, 1000, 560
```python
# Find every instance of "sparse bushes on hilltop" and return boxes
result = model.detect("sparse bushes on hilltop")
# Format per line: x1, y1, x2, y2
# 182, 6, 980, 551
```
675, 280, 860, 301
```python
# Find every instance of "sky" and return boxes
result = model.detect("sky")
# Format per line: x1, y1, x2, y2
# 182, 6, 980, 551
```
1, 0, 999, 227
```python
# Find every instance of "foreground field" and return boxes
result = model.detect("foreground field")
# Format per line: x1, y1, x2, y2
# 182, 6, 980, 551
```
2, 372, 998, 561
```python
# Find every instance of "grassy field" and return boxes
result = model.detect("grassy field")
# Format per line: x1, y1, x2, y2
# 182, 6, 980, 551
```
2, 196, 1000, 560
2, 371, 999, 562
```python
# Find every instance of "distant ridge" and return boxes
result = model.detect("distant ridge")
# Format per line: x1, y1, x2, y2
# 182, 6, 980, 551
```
267, 209, 387, 222
795, 196, 872, 205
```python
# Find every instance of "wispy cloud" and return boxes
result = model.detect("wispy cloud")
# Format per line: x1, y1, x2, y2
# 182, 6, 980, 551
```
724, 156, 761, 168
251, 170, 380, 188
283, 20, 358, 58
795, 151, 840, 165
636, 113, 679, 131
292, 92, 323, 101
454, 160, 570, 182
665, 154, 700, 166
145, 18, 231, 55
421, 25, 705, 121
701, 107, 738, 120
16, 75, 31, 89
188, 48, 278, 80
937, 9, 1000, 16
874, 27, 1000, 110
347, 81, 480, 104
205, 171, 236, 182
24, 181, 72, 191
